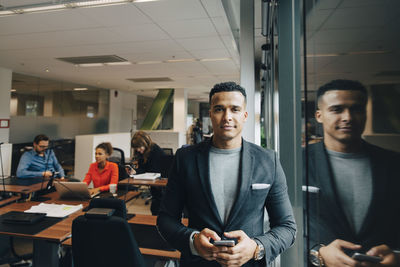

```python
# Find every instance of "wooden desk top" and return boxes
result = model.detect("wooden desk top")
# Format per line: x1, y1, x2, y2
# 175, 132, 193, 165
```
0, 190, 140, 242
0, 195, 20, 208
119, 177, 168, 187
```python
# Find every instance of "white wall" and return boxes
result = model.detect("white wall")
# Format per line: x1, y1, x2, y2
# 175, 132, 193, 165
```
0, 143, 12, 178
74, 132, 131, 181
0, 67, 12, 143
109, 90, 137, 133
173, 88, 187, 132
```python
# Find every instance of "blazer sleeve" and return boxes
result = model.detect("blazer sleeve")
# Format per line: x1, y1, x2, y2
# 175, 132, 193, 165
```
257, 151, 297, 265
157, 149, 197, 256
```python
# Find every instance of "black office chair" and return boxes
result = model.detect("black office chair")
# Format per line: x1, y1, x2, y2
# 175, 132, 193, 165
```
72, 198, 145, 267
108, 147, 129, 180
161, 148, 173, 156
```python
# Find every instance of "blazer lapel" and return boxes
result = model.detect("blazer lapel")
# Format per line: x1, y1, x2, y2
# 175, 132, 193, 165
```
225, 140, 253, 229
196, 141, 224, 228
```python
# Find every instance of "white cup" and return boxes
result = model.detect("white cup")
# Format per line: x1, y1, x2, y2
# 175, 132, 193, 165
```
109, 184, 117, 194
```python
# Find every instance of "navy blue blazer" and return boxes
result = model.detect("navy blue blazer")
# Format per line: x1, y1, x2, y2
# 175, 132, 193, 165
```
304, 141, 400, 257
157, 139, 296, 267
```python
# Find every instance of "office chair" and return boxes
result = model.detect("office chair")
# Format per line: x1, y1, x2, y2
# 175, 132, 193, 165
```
108, 147, 129, 180
161, 148, 173, 156
72, 198, 145, 267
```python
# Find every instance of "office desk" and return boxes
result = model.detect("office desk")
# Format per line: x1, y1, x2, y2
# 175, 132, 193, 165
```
0, 190, 141, 267
119, 177, 168, 187
62, 214, 187, 260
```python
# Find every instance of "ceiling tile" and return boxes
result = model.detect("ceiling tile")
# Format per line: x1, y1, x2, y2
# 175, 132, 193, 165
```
135, 0, 208, 22
158, 19, 217, 39
176, 36, 225, 51
108, 24, 170, 42
76, 4, 151, 26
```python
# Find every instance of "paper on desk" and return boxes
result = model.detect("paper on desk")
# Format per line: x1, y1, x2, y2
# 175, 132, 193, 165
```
24, 203, 83, 218
131, 172, 161, 180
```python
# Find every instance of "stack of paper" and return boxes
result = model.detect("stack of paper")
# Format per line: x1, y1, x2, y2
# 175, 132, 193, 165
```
131, 172, 161, 180
25, 203, 83, 218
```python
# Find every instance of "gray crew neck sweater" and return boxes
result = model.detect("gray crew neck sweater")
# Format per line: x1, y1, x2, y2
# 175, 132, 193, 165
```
326, 149, 372, 234
209, 146, 241, 224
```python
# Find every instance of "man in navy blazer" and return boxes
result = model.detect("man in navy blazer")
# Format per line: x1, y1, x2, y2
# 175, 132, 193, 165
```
157, 82, 296, 267
305, 80, 400, 266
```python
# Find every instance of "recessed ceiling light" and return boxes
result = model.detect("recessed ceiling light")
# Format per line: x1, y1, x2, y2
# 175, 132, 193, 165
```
200, 58, 231, 62
104, 61, 132, 66
73, 88, 88, 91
165, 58, 197, 63
136, 61, 163, 65
78, 63, 105, 67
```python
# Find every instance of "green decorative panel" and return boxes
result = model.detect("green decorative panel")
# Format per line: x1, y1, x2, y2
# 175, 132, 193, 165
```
140, 89, 174, 130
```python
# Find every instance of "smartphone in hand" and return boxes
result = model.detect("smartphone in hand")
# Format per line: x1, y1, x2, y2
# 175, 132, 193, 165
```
352, 252, 382, 263
211, 238, 238, 247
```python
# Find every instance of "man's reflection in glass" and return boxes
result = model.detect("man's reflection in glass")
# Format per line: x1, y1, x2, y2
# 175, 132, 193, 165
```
305, 80, 400, 267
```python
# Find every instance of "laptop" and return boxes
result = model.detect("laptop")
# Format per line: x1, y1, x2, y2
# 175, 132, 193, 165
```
54, 182, 100, 199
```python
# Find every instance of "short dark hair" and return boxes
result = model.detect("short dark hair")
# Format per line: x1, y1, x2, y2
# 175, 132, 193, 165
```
317, 79, 368, 105
96, 142, 113, 155
209, 82, 247, 104
33, 134, 49, 144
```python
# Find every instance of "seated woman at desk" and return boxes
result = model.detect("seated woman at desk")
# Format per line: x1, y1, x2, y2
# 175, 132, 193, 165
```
83, 142, 118, 194
130, 131, 166, 215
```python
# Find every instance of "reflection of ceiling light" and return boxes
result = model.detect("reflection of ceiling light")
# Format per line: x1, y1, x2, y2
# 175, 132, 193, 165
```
10, 89, 17, 92
136, 61, 162, 65
73, 88, 88, 91
307, 50, 388, 58
78, 63, 105, 67
348, 50, 387, 55
165, 58, 197, 63
0, 0, 159, 17
200, 58, 231, 62
306, 53, 341, 58
104, 61, 132, 66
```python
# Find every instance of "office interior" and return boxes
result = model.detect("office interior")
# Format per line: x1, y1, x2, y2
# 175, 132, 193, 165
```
0, 0, 399, 266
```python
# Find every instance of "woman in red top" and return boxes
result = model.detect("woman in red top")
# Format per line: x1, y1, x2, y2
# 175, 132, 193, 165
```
83, 142, 118, 194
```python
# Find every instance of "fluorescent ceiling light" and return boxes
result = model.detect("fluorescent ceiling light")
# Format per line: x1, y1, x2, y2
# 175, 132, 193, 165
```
136, 61, 162, 65
73, 88, 88, 91
200, 58, 231, 62
78, 63, 105, 67
72, 0, 133, 8
104, 61, 132, 66
165, 58, 197, 63
10, 89, 17, 92
0, 10, 16, 16
0, 0, 159, 17
23, 4, 66, 13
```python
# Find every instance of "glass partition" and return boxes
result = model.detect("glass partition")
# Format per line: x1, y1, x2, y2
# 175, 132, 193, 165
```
10, 73, 109, 143
302, 1, 400, 266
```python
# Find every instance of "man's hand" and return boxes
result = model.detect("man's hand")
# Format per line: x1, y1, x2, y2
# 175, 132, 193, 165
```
319, 239, 362, 267
193, 228, 221, 261
42, 171, 52, 178
358, 245, 400, 267
215, 230, 257, 267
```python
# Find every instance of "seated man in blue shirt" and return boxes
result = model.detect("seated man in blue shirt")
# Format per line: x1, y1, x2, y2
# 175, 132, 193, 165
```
17, 134, 65, 179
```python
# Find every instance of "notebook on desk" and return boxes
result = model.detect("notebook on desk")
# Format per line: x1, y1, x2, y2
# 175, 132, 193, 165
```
54, 182, 100, 199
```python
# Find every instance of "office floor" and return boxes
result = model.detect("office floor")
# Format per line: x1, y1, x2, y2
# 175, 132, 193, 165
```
0, 195, 152, 267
